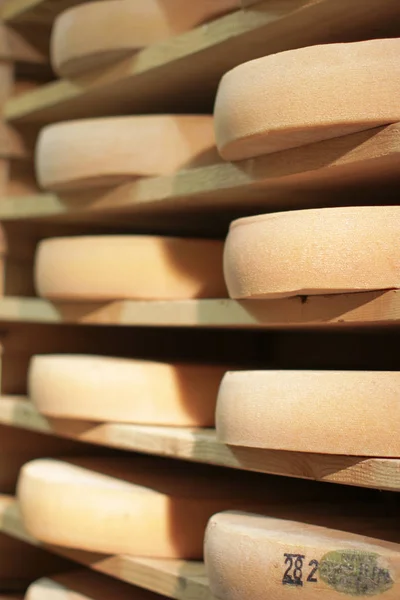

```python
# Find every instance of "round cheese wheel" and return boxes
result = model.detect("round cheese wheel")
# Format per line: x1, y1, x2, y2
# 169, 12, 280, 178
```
216, 371, 400, 456
17, 457, 259, 558
0, 424, 83, 493
51, 0, 239, 77
29, 354, 226, 426
26, 570, 161, 600
224, 206, 400, 299
205, 511, 400, 600
35, 116, 215, 191
35, 235, 226, 301
214, 38, 400, 160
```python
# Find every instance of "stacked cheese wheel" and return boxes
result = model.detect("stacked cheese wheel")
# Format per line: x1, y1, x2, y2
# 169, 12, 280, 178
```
51, 0, 239, 77
16, 455, 267, 558
28, 355, 226, 425
205, 511, 400, 600
35, 115, 216, 191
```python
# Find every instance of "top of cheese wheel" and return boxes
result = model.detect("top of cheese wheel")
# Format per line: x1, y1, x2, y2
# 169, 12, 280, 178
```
35, 115, 215, 191
214, 38, 400, 160
51, 0, 239, 77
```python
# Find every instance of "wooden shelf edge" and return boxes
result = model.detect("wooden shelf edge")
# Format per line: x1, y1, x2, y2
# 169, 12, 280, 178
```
1, 397, 399, 491
0, 495, 211, 600
0, 292, 399, 329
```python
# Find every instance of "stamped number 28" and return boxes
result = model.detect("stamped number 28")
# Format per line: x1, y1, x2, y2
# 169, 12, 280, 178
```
282, 554, 319, 587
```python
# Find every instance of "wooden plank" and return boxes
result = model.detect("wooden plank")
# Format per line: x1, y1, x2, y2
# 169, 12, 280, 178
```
4, 0, 400, 122
0, 495, 212, 600
0, 292, 399, 329
0, 397, 398, 491
0, 123, 398, 229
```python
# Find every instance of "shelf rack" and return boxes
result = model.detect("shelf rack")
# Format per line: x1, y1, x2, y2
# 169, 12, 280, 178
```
0, 0, 399, 595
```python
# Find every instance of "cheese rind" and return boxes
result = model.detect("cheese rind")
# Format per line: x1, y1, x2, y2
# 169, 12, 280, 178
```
51, 0, 239, 77
224, 206, 400, 299
35, 116, 216, 191
17, 457, 258, 558
29, 354, 226, 425
35, 235, 226, 300
214, 39, 400, 160
205, 511, 400, 600
216, 370, 400, 456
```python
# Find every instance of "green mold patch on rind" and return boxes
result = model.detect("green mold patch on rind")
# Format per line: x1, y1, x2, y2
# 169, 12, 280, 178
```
319, 550, 393, 597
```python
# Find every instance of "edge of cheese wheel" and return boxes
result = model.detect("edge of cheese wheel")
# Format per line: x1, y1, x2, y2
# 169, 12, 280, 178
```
26, 570, 162, 600
224, 206, 400, 299
205, 511, 400, 600
16, 457, 262, 558
51, 0, 239, 77
35, 116, 216, 191
216, 370, 400, 456
35, 235, 227, 300
29, 354, 227, 425
214, 38, 400, 160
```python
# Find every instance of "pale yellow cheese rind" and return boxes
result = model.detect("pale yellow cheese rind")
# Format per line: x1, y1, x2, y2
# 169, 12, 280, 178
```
224, 206, 400, 299
35, 235, 227, 300
205, 511, 400, 600
216, 370, 400, 456
35, 116, 216, 191
214, 39, 400, 160
51, 0, 239, 77
17, 457, 259, 558
29, 354, 226, 425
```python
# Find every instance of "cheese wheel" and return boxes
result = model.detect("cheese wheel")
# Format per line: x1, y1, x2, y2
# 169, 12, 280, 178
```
205, 511, 400, 600
35, 235, 226, 300
29, 355, 226, 425
224, 206, 400, 299
0, 424, 84, 493
17, 457, 263, 558
51, 0, 239, 77
26, 570, 161, 600
216, 371, 400, 456
35, 116, 215, 191
214, 38, 400, 160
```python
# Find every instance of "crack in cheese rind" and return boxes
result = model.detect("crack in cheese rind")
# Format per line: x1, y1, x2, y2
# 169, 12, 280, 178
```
224, 206, 400, 299
214, 39, 400, 160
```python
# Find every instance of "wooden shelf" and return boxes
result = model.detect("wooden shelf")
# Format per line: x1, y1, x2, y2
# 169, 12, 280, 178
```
1, 123, 399, 230
4, 0, 400, 123
0, 495, 211, 600
1, 397, 399, 491
0, 291, 399, 329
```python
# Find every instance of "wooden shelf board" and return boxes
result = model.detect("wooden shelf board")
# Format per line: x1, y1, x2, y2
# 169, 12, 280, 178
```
0, 292, 399, 329
1, 123, 399, 230
1, 396, 399, 491
4, 0, 400, 122
0, 495, 211, 600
